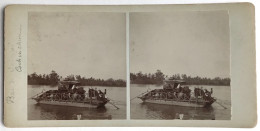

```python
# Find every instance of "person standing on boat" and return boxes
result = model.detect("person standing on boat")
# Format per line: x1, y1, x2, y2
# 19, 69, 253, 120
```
155, 92, 159, 99
204, 89, 212, 101
84, 92, 88, 100
88, 88, 93, 99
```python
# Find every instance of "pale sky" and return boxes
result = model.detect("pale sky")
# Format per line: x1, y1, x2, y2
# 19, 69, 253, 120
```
130, 11, 230, 78
28, 12, 126, 80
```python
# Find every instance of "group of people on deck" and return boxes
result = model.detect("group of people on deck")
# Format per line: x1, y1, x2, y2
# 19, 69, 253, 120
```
41, 84, 107, 102
144, 82, 213, 101
194, 87, 213, 101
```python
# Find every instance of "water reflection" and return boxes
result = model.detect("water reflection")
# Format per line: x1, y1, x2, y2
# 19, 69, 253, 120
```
136, 103, 215, 120
32, 103, 112, 120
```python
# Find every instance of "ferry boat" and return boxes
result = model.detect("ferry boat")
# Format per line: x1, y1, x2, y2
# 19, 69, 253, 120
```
138, 78, 216, 108
31, 80, 109, 108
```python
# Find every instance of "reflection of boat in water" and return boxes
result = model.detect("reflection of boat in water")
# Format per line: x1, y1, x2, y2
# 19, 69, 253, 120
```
32, 103, 112, 120
138, 78, 216, 108
31, 103, 112, 120
31, 80, 109, 108
140, 102, 215, 120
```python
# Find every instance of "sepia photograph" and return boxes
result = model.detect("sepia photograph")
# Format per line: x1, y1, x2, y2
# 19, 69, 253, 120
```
3, 3, 256, 127
130, 11, 231, 120
27, 12, 126, 120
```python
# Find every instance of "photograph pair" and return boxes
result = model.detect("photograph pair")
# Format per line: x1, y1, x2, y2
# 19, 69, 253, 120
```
27, 11, 231, 120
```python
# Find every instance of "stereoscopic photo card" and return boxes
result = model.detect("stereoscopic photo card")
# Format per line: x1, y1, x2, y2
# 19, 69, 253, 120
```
130, 11, 231, 120
4, 3, 256, 127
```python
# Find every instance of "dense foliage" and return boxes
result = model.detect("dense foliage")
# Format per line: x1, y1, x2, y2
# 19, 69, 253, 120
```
130, 70, 230, 86
28, 70, 126, 87
130, 70, 165, 85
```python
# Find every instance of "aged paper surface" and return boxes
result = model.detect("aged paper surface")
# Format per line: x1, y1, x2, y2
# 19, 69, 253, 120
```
4, 3, 256, 127
130, 11, 231, 120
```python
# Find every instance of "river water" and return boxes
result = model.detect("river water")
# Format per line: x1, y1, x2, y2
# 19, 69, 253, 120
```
28, 85, 126, 120
131, 84, 231, 120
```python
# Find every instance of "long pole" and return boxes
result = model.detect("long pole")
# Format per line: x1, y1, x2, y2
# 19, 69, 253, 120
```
130, 90, 150, 101
215, 100, 227, 109
108, 101, 120, 109
107, 98, 120, 109
30, 90, 45, 99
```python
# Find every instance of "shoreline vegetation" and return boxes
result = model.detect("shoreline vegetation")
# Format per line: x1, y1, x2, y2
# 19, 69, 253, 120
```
28, 70, 126, 87
130, 70, 230, 86
28, 70, 230, 87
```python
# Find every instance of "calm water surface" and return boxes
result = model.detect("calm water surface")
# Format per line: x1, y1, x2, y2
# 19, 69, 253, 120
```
131, 84, 231, 120
28, 85, 126, 120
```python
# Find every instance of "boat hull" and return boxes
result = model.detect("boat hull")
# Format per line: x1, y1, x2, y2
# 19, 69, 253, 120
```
142, 99, 214, 108
37, 100, 107, 108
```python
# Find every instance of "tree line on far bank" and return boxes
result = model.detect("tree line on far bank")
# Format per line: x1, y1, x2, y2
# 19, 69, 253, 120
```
28, 70, 126, 87
130, 70, 230, 86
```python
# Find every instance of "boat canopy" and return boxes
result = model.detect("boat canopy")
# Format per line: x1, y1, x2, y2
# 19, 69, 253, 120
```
164, 80, 186, 84
59, 80, 80, 85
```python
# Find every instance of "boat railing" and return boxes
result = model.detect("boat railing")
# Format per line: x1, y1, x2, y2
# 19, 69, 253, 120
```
35, 92, 106, 104
146, 97, 211, 103
143, 91, 212, 103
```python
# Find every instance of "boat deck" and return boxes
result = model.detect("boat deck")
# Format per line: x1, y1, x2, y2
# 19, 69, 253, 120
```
140, 97, 214, 107
33, 98, 108, 108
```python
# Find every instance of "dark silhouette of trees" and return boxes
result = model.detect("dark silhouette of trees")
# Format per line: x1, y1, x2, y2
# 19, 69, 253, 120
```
28, 70, 229, 87
130, 70, 165, 85
49, 70, 60, 85
28, 71, 60, 86
155, 70, 165, 84
28, 71, 126, 87
130, 70, 230, 86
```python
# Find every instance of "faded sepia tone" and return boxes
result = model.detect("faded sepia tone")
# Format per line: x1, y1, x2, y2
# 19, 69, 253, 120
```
130, 11, 230, 78
28, 12, 126, 80
27, 12, 126, 120
4, 4, 256, 127
130, 11, 231, 120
